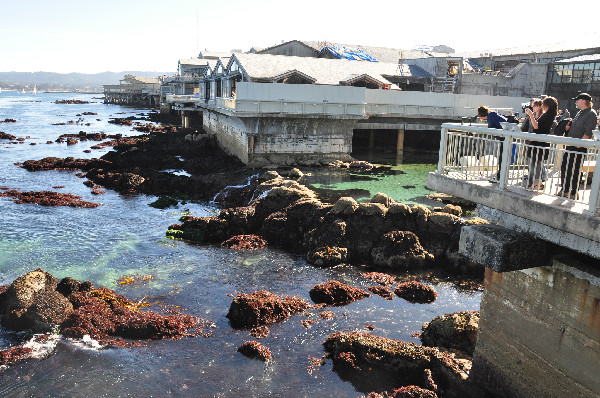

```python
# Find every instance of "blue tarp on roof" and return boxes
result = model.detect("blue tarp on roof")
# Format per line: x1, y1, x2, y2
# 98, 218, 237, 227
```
319, 46, 378, 62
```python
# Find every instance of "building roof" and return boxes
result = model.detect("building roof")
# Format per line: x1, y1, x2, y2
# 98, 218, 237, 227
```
199, 51, 232, 60
122, 75, 159, 84
179, 58, 209, 66
458, 42, 600, 59
555, 53, 600, 63
229, 52, 423, 87
256, 40, 450, 63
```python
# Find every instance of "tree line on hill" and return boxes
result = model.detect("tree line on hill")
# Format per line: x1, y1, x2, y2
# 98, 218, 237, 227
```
0, 71, 173, 92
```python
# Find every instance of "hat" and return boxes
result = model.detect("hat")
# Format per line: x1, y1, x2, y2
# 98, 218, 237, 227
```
573, 93, 592, 101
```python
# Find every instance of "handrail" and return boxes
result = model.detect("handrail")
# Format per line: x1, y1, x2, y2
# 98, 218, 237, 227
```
437, 123, 600, 215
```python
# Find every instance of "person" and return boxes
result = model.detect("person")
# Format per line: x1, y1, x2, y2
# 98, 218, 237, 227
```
478, 106, 507, 180
560, 93, 598, 199
524, 97, 557, 190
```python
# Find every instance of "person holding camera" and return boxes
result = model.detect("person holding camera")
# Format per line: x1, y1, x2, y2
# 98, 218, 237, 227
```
524, 97, 557, 191
559, 93, 597, 199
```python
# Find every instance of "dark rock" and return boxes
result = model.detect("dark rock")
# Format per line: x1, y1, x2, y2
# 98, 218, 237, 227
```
237, 340, 272, 362
23, 291, 74, 332
371, 231, 434, 268
0, 345, 33, 366
57, 277, 82, 297
1, 268, 60, 331
421, 311, 479, 356
306, 246, 347, 267
226, 290, 310, 328
394, 282, 438, 304
309, 280, 370, 306
149, 196, 178, 209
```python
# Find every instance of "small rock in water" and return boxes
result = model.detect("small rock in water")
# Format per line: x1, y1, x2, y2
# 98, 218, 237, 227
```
394, 281, 438, 304
237, 340, 272, 362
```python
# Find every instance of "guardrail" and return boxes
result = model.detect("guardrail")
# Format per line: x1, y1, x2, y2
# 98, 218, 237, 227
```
166, 95, 458, 119
436, 123, 600, 214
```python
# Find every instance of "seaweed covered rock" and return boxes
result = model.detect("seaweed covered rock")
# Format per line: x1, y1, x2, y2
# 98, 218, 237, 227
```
226, 290, 310, 328
361, 386, 438, 398
149, 196, 178, 209
323, 332, 479, 397
61, 287, 207, 342
368, 285, 395, 300
344, 203, 388, 262
309, 280, 370, 306
237, 340, 272, 362
371, 231, 434, 268
394, 282, 438, 304
421, 311, 479, 356
306, 246, 348, 267
221, 234, 267, 250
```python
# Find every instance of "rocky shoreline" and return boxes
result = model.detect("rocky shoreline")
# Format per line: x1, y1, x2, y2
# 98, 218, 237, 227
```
4, 123, 495, 396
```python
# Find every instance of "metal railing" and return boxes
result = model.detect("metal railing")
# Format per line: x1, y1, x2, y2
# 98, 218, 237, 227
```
437, 123, 600, 215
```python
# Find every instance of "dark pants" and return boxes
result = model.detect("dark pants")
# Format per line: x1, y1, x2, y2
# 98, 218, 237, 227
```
561, 146, 586, 195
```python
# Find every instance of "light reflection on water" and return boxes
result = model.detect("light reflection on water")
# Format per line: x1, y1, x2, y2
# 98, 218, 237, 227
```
0, 92, 480, 397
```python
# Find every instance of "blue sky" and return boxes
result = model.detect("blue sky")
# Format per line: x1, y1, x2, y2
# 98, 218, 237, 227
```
1, 0, 599, 73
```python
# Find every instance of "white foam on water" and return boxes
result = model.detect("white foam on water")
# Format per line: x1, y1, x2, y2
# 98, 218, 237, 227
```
65, 334, 105, 351
23, 332, 61, 359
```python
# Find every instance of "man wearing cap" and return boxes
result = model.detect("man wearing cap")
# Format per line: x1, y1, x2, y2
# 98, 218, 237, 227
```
560, 93, 598, 199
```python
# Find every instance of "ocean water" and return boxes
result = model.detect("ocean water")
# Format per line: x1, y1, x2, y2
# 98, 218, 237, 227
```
0, 91, 480, 397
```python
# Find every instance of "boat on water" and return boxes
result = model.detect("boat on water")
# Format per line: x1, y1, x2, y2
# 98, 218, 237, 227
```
32, 84, 37, 95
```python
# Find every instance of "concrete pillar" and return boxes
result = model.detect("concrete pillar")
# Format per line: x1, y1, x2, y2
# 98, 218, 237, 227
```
396, 129, 405, 164
369, 130, 375, 149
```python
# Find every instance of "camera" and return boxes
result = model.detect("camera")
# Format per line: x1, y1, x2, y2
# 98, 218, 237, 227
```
522, 103, 533, 112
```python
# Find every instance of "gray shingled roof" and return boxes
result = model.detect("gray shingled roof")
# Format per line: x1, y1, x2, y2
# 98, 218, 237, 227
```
230, 53, 420, 87
256, 40, 449, 63
179, 59, 209, 66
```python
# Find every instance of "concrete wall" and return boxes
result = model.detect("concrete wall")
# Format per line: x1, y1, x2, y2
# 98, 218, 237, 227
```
203, 109, 355, 166
471, 257, 600, 398
459, 64, 547, 98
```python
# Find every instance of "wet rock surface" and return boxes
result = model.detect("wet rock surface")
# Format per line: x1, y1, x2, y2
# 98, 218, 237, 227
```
237, 340, 272, 362
420, 311, 479, 356
309, 280, 370, 306
226, 290, 310, 328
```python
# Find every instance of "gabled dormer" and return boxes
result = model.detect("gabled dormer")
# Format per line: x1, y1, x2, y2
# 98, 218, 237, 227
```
271, 69, 316, 84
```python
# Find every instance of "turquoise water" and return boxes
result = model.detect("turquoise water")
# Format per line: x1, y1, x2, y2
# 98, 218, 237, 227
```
0, 91, 479, 397
304, 151, 440, 206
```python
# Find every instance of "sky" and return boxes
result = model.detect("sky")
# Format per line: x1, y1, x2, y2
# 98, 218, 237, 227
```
1, 0, 600, 74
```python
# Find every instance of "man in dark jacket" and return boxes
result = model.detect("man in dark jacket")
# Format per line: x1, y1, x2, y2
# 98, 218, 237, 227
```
478, 106, 507, 180
559, 93, 598, 199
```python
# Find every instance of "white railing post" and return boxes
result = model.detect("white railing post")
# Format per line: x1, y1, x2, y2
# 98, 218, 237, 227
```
585, 150, 600, 215
496, 132, 513, 190
437, 126, 448, 174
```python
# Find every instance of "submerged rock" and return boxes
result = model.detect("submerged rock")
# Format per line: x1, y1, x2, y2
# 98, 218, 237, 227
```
395, 282, 438, 304
309, 280, 370, 306
421, 311, 479, 356
226, 290, 310, 328
237, 340, 272, 362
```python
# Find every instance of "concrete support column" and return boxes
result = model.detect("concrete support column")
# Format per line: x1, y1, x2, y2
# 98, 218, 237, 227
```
369, 129, 375, 149
396, 129, 405, 164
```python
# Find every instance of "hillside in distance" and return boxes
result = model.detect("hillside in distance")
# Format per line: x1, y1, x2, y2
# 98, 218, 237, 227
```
0, 71, 174, 92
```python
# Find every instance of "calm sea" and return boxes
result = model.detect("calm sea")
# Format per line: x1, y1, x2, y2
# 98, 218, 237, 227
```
0, 91, 479, 397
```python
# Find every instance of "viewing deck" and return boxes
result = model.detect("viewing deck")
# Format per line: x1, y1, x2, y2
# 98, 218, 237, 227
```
427, 122, 600, 258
